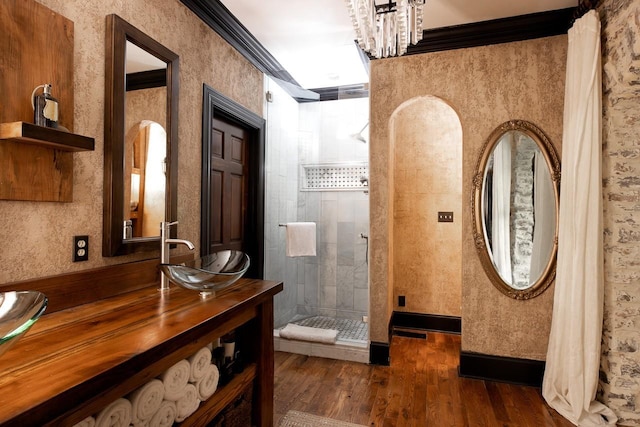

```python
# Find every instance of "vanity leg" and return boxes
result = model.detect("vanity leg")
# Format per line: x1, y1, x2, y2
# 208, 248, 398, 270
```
255, 298, 274, 426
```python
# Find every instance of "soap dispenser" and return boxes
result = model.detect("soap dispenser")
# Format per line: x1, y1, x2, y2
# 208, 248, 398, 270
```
31, 84, 59, 128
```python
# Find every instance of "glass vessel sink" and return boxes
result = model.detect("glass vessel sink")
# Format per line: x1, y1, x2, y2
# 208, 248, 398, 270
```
160, 251, 250, 298
0, 291, 48, 357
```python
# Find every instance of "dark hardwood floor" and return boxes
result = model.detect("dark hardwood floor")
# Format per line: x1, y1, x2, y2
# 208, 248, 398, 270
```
274, 332, 574, 427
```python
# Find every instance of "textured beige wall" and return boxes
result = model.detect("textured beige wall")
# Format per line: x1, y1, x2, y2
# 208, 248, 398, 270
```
392, 96, 462, 316
599, 0, 640, 424
0, 0, 263, 283
370, 36, 566, 358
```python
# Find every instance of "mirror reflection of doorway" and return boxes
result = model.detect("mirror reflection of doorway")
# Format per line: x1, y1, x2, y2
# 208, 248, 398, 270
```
124, 121, 166, 238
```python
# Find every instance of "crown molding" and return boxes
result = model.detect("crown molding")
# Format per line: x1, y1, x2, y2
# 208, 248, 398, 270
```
407, 8, 575, 55
181, 1, 576, 102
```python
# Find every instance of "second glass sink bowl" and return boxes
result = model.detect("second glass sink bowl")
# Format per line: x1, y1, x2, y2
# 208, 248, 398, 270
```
0, 291, 48, 358
160, 250, 250, 298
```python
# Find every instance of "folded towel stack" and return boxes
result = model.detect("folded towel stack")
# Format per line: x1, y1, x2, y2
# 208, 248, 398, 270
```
94, 398, 132, 427
188, 346, 213, 383
175, 383, 200, 422
149, 400, 177, 427
128, 379, 165, 425
196, 363, 220, 401
160, 359, 191, 401
74, 344, 222, 427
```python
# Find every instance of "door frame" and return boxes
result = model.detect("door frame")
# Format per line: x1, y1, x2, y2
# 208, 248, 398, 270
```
201, 84, 265, 279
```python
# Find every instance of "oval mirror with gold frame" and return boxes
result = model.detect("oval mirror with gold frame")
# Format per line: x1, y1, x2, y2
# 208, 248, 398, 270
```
472, 120, 560, 300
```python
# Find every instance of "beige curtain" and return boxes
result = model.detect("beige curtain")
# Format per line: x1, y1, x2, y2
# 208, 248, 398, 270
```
529, 151, 555, 284
541, 10, 617, 426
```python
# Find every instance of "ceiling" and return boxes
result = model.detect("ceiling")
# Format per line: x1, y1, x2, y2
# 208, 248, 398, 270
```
221, 0, 577, 90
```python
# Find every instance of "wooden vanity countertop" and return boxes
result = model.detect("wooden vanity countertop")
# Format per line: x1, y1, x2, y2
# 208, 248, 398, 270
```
0, 278, 283, 426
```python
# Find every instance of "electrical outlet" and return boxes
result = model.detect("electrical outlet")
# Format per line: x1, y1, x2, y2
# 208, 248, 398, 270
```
73, 235, 89, 262
438, 211, 454, 222
399, 295, 406, 307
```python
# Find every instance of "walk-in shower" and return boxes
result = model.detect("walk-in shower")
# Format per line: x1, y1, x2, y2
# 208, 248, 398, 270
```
263, 78, 369, 362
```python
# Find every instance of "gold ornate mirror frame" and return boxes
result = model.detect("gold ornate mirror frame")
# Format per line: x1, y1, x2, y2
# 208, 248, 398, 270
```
472, 120, 561, 300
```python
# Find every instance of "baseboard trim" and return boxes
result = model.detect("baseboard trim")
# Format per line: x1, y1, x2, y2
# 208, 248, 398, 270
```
369, 341, 390, 366
459, 351, 545, 387
392, 311, 461, 335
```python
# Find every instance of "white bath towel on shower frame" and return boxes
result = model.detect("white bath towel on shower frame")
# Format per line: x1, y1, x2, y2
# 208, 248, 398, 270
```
285, 222, 316, 257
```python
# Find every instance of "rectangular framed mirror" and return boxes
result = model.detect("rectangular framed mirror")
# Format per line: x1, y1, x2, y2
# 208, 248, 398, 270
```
103, 14, 179, 257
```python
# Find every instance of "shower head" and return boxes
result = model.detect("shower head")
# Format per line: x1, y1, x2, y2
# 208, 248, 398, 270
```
350, 122, 369, 143
351, 133, 366, 143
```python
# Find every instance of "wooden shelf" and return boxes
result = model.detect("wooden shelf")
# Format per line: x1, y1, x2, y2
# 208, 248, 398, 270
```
179, 364, 257, 426
0, 121, 94, 152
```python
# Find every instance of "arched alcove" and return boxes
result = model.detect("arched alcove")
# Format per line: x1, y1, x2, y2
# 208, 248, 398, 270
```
389, 96, 463, 316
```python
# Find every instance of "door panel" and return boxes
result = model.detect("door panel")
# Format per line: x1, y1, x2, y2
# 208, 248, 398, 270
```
207, 117, 248, 254
209, 170, 223, 245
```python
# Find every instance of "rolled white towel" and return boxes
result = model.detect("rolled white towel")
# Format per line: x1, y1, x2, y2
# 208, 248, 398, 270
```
175, 383, 200, 422
128, 379, 164, 425
279, 323, 339, 344
95, 398, 132, 427
160, 359, 190, 401
187, 346, 212, 383
195, 364, 220, 401
72, 416, 96, 427
148, 400, 177, 427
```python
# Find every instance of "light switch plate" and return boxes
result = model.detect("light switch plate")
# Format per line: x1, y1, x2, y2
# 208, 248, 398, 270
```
438, 212, 454, 222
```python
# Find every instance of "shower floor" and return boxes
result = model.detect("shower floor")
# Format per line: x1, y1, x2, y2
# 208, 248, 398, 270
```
290, 315, 368, 343
274, 315, 369, 363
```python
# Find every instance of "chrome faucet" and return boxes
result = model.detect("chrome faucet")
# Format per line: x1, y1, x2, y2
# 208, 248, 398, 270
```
160, 221, 195, 291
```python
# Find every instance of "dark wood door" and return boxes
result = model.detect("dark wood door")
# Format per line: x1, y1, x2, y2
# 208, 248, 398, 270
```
207, 117, 249, 254
201, 85, 265, 279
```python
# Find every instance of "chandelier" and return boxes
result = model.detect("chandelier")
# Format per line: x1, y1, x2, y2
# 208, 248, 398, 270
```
345, 0, 425, 59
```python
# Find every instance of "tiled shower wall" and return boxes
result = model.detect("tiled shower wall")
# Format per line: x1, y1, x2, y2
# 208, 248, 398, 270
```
297, 98, 370, 321
264, 83, 370, 327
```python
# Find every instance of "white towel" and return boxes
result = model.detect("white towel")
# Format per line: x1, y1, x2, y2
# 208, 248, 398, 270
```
279, 323, 338, 344
73, 416, 96, 427
95, 398, 132, 427
148, 400, 177, 427
285, 222, 317, 257
196, 364, 220, 401
187, 346, 212, 383
175, 383, 201, 422
128, 379, 164, 425
160, 359, 191, 401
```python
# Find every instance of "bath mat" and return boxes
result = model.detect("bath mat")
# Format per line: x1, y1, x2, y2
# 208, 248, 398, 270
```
279, 410, 367, 427
279, 323, 338, 344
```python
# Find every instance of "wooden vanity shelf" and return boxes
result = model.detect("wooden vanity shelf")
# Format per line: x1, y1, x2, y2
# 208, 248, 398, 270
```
0, 277, 282, 427
0, 122, 95, 151
180, 363, 257, 427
